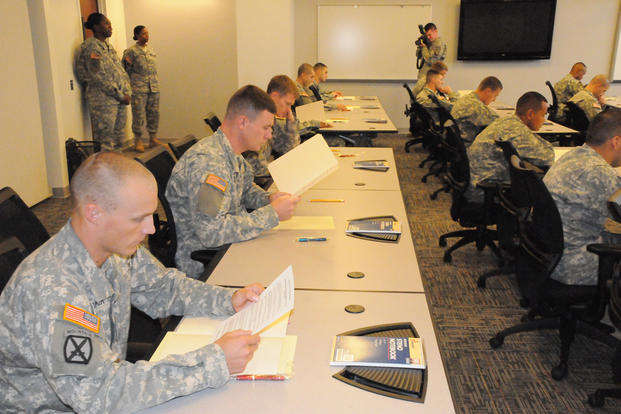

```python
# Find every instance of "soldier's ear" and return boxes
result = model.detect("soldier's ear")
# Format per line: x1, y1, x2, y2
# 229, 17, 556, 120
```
83, 203, 103, 224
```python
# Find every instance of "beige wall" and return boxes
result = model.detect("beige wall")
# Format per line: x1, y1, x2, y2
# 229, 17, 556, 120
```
123, 0, 239, 139
295, 0, 621, 129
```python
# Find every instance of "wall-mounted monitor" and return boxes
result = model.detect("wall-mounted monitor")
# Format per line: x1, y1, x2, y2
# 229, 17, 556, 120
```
457, 0, 557, 61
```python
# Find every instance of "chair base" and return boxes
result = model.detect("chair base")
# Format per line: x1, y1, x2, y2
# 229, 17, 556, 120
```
477, 260, 515, 288
405, 137, 423, 153
439, 228, 503, 266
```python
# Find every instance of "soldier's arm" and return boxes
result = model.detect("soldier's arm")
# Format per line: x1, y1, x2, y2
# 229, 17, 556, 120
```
122, 48, 134, 74
516, 133, 555, 168
88, 47, 125, 101
241, 165, 273, 210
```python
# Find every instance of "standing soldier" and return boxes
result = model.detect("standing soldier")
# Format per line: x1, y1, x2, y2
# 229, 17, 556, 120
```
76, 13, 131, 151
416, 23, 447, 82
123, 25, 162, 152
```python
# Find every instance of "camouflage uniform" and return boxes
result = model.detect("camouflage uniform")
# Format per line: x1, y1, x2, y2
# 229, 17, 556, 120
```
313, 81, 335, 101
411, 77, 426, 100
0, 221, 235, 413
416, 87, 453, 126
466, 115, 554, 202
553, 73, 583, 122
123, 44, 160, 142
544, 145, 621, 285
450, 91, 499, 146
416, 37, 447, 81
296, 81, 314, 106
76, 37, 131, 151
243, 141, 272, 178
166, 129, 279, 278
568, 89, 603, 122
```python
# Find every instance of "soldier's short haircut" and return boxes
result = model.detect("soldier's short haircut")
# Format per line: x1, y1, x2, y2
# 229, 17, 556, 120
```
84, 13, 106, 30
515, 91, 547, 117
571, 62, 586, 71
478, 76, 503, 92
297, 63, 313, 77
430, 62, 448, 72
586, 109, 621, 146
70, 152, 152, 211
588, 74, 609, 88
267, 75, 299, 98
425, 69, 442, 84
133, 25, 145, 41
225, 85, 276, 121
313, 62, 327, 71
424, 22, 437, 31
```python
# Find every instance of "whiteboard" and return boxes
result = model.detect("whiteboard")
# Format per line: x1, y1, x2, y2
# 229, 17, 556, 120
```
611, 6, 621, 82
317, 4, 432, 80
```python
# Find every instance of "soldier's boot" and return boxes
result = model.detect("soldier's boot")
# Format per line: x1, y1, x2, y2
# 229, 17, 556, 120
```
149, 136, 163, 147
135, 138, 145, 153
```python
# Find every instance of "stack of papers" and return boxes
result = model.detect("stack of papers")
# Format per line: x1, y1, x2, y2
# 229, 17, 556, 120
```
353, 160, 389, 172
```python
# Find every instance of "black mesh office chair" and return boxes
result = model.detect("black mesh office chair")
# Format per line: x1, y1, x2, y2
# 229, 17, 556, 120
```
545, 80, 559, 119
0, 236, 27, 293
168, 134, 198, 160
203, 112, 222, 133
65, 138, 101, 180
403, 83, 425, 151
489, 165, 619, 380
565, 101, 590, 133
0, 187, 50, 254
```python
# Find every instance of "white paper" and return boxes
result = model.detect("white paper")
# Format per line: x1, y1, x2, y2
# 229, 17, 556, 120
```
295, 100, 326, 122
175, 312, 291, 338
213, 265, 295, 340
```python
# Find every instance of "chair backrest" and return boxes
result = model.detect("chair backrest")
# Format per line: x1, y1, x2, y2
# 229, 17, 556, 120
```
0, 187, 50, 255
607, 188, 621, 328
65, 138, 101, 181
607, 188, 621, 225
565, 101, 590, 132
203, 112, 222, 133
135, 146, 176, 197
0, 236, 27, 294
403, 83, 416, 102
168, 134, 198, 160
308, 84, 322, 101
410, 100, 438, 136
427, 93, 456, 127
545, 80, 558, 115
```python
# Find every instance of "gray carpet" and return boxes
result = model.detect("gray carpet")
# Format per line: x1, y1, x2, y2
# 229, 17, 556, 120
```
30, 134, 621, 413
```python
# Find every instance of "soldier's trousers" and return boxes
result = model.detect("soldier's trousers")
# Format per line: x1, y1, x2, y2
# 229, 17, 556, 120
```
131, 92, 160, 140
89, 102, 127, 151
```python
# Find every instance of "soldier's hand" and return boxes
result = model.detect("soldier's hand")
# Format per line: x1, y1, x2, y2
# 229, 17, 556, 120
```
332, 90, 344, 98
232, 283, 264, 312
215, 330, 260, 374
319, 122, 333, 128
271, 194, 301, 221
120, 94, 131, 105
336, 103, 349, 111
269, 191, 288, 202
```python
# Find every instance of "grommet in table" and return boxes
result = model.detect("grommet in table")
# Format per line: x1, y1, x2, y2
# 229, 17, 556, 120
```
354, 182, 366, 186
347, 271, 365, 279
345, 304, 365, 313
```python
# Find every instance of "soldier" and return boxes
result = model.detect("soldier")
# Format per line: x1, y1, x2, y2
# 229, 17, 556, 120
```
416, 22, 447, 81
415, 69, 453, 127
411, 61, 454, 100
450, 76, 503, 146
76, 13, 131, 151
312, 62, 343, 100
0, 152, 263, 412
295, 63, 316, 106
552, 62, 586, 122
544, 109, 621, 285
466, 91, 554, 202
568, 74, 609, 122
123, 25, 162, 152
166, 85, 301, 278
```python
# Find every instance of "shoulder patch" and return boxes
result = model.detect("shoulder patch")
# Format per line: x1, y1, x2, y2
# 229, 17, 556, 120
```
89, 52, 101, 60
205, 174, 227, 192
64, 335, 92, 364
63, 304, 100, 333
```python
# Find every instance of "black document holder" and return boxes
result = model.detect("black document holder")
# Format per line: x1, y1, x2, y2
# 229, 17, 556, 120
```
345, 215, 401, 243
332, 322, 427, 403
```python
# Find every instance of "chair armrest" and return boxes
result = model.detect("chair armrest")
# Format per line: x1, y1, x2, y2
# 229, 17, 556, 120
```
587, 244, 621, 257
190, 248, 219, 265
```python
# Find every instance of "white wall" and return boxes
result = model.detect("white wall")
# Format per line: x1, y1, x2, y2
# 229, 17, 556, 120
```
0, 1, 50, 206
123, 0, 239, 139
236, 0, 295, 89
295, 0, 621, 130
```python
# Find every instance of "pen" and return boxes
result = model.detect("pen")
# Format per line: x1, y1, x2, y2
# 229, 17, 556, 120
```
309, 199, 344, 202
236, 375, 287, 381
297, 237, 327, 242
339, 154, 356, 158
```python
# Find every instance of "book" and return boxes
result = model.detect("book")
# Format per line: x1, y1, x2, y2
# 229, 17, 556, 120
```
346, 217, 401, 234
353, 160, 389, 171
329, 336, 425, 369
268, 134, 338, 196
294, 100, 326, 122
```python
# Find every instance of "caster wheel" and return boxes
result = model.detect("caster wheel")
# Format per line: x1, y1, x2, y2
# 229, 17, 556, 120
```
588, 391, 605, 408
430, 193, 438, 200
477, 277, 486, 288
421, 176, 428, 183
443, 251, 452, 263
439, 238, 447, 247
551, 364, 567, 381
489, 335, 504, 348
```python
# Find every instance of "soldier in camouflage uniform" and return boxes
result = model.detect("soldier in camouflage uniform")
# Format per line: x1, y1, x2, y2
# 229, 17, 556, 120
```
76, 13, 131, 151
416, 69, 454, 127
295, 63, 316, 106
123, 25, 162, 152
450, 76, 503, 146
416, 23, 447, 81
552, 62, 586, 123
166, 86, 301, 278
544, 109, 621, 285
466, 92, 554, 202
568, 74, 609, 122
0, 152, 263, 412
312, 63, 343, 100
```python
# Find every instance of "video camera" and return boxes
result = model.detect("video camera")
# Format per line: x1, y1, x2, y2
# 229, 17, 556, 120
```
414, 24, 430, 48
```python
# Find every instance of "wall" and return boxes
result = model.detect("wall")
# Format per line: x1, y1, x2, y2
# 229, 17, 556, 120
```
123, 0, 239, 139
295, 0, 621, 130
0, 1, 50, 206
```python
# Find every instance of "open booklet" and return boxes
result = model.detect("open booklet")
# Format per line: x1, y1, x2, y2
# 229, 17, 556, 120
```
150, 266, 297, 379
268, 134, 338, 196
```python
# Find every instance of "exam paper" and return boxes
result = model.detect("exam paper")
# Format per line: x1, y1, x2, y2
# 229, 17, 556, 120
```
213, 265, 295, 340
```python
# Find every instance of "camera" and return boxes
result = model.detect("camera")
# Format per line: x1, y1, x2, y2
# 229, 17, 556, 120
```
414, 24, 430, 48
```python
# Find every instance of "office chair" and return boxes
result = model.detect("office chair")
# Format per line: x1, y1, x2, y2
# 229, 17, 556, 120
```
308, 84, 323, 101
545, 81, 559, 119
489, 165, 619, 380
65, 138, 101, 180
429, 122, 461, 200
203, 112, 222, 133
438, 125, 503, 264
403, 83, 425, 151
408, 101, 444, 171
565, 101, 589, 134
0, 187, 50, 254
421, 94, 459, 184
0, 236, 27, 294
168, 134, 198, 160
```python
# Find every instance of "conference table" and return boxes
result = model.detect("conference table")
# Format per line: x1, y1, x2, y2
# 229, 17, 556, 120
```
320, 96, 398, 134
490, 102, 578, 135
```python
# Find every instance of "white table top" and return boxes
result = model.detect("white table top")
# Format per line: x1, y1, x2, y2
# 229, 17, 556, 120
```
139, 290, 455, 414
490, 102, 578, 134
320, 96, 398, 133
206, 189, 423, 292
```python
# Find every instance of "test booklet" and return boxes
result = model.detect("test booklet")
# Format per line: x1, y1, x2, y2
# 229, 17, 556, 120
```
330, 336, 425, 369
295, 100, 326, 122
346, 217, 401, 234
353, 160, 390, 172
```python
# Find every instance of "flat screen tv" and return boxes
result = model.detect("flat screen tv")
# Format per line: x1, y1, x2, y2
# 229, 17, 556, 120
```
457, 0, 557, 60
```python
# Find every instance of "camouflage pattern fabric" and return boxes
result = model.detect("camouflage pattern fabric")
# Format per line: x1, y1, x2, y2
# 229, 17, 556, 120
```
87, 103, 127, 151
568, 89, 602, 122
553, 73, 583, 122
123, 44, 160, 140
130, 92, 160, 140
416, 87, 453, 126
243, 116, 301, 177
296, 81, 314, 106
450, 91, 499, 146
417, 37, 447, 80
166, 129, 279, 278
0, 221, 235, 413
544, 145, 621, 285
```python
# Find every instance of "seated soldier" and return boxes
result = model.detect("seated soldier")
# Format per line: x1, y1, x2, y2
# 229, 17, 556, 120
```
568, 74, 609, 122
166, 85, 301, 278
415, 69, 453, 126
0, 152, 264, 412
295, 63, 317, 106
450, 76, 503, 146
544, 109, 621, 285
312, 62, 343, 100
552, 62, 586, 122
466, 91, 554, 202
